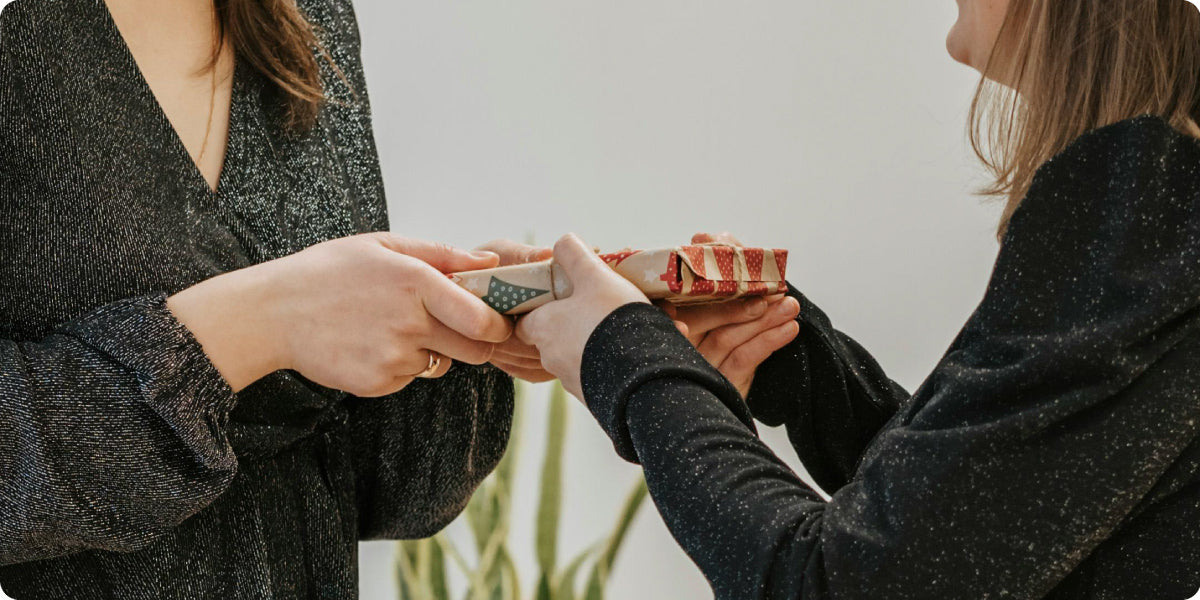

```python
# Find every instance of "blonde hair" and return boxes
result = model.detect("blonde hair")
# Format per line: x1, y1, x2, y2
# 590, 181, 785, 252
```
970, 0, 1200, 237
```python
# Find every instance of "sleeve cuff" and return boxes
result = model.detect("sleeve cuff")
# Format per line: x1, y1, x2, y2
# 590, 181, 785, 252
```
58, 293, 238, 422
580, 302, 756, 463
746, 284, 812, 426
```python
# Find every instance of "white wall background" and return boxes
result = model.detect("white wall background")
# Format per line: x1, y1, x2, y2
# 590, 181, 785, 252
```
354, 1, 1001, 599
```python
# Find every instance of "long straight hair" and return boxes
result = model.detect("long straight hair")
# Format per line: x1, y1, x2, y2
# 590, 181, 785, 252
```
213, 0, 335, 132
970, 0, 1200, 237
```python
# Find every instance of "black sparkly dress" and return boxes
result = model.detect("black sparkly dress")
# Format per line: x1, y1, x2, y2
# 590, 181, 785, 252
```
0, 1, 512, 598
580, 116, 1200, 599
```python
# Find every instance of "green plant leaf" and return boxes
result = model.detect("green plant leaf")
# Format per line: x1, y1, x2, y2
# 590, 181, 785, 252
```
534, 573, 553, 600
473, 492, 511, 600
554, 543, 602, 600
465, 484, 494, 556
429, 537, 449, 600
499, 560, 521, 600
499, 548, 522, 600
495, 382, 525, 494
582, 572, 604, 600
600, 480, 648, 576
396, 540, 425, 600
583, 478, 649, 594
536, 383, 569, 578
435, 536, 471, 576
399, 379, 646, 600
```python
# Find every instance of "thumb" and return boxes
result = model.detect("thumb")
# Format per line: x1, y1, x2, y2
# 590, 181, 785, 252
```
551, 233, 607, 287
515, 310, 544, 346
375, 234, 500, 273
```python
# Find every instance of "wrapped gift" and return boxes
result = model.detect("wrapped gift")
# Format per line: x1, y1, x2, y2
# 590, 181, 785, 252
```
449, 244, 788, 315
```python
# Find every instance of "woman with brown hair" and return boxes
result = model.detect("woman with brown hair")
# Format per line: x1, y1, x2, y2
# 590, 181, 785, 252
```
0, 0, 552, 597
518, 0, 1200, 598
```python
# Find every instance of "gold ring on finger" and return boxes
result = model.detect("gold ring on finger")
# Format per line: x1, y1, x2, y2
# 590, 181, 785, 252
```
416, 350, 442, 378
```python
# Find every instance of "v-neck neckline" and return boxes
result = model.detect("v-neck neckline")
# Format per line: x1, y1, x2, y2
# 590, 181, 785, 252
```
95, 0, 242, 198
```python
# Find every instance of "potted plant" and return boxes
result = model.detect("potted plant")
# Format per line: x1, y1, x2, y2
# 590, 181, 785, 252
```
396, 382, 649, 600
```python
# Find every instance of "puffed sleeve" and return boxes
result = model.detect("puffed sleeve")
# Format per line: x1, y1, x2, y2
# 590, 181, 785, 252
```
346, 365, 513, 539
578, 116, 1200, 599
0, 294, 239, 565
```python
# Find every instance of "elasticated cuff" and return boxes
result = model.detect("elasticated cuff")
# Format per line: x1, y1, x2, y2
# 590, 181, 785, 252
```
59, 293, 238, 424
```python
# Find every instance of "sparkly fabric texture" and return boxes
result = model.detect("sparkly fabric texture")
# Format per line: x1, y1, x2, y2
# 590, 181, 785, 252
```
0, 0, 512, 597
581, 117, 1200, 599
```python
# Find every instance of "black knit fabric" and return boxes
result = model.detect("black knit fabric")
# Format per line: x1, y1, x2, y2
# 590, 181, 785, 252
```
0, 0, 512, 597
580, 116, 1200, 599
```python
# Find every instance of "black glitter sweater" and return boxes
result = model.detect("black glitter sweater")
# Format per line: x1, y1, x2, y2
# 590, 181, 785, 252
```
0, 0, 511, 598
581, 116, 1200, 600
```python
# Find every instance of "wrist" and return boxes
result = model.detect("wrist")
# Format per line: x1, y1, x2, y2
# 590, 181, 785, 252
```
168, 263, 290, 391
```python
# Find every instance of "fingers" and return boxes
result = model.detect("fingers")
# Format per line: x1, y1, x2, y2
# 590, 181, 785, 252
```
494, 335, 542, 360
421, 318, 499, 365
720, 320, 800, 382
491, 352, 544, 370
357, 375, 416, 399
696, 297, 800, 366
492, 362, 558, 383
515, 311, 541, 346
674, 320, 690, 338
550, 234, 608, 288
691, 232, 744, 247
475, 239, 554, 267
672, 297, 769, 338
375, 233, 500, 273
418, 273, 513, 343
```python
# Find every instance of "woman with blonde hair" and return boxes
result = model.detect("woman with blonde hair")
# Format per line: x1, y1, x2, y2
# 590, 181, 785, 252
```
519, 0, 1200, 597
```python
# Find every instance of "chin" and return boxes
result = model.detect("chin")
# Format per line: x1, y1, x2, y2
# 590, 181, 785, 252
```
946, 25, 974, 68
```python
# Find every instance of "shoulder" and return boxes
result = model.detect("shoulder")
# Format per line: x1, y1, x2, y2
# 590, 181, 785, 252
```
295, 0, 369, 101
297, 0, 364, 54
0, 0, 24, 22
976, 116, 1200, 336
298, 0, 361, 37
1010, 116, 1200, 239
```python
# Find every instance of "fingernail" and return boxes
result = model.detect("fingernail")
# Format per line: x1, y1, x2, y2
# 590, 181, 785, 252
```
471, 250, 498, 259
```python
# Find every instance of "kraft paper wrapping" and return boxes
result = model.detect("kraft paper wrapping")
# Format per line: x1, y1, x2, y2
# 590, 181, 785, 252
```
448, 244, 789, 315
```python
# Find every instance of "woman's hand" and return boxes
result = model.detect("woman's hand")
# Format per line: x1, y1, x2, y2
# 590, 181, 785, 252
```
665, 231, 801, 397
664, 297, 800, 397
516, 234, 649, 398
473, 239, 559, 383
169, 233, 514, 397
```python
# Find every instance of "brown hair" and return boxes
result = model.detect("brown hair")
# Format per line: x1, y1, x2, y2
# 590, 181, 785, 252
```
970, 0, 1200, 237
213, 0, 334, 132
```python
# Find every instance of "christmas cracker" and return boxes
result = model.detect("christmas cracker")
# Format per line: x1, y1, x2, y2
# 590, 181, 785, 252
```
449, 244, 789, 316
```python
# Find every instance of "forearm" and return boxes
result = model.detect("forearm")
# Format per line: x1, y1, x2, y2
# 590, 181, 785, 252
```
626, 378, 827, 600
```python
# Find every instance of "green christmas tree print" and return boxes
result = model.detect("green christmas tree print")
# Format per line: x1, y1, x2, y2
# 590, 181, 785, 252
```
484, 277, 551, 313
